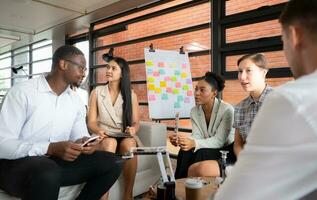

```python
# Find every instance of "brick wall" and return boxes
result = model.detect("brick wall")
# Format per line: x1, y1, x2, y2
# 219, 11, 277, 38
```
226, 19, 281, 43
95, 29, 211, 65
94, 0, 193, 30
226, 0, 288, 15
96, 3, 210, 46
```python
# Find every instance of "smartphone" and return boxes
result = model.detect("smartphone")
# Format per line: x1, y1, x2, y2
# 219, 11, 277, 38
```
81, 135, 100, 147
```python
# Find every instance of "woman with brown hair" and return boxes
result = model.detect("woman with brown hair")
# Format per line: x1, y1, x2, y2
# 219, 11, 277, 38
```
188, 53, 273, 177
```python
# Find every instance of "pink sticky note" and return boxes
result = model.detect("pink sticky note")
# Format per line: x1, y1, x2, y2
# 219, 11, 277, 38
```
158, 62, 165, 67
149, 95, 156, 101
184, 97, 190, 103
187, 90, 193, 96
166, 87, 173, 93
164, 76, 171, 81
182, 63, 187, 68
153, 71, 160, 77
175, 82, 181, 88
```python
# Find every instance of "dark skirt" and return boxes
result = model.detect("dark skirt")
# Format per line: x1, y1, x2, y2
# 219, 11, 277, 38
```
174, 143, 236, 179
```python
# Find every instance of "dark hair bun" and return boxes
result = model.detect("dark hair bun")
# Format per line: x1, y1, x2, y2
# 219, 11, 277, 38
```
102, 53, 113, 62
204, 72, 225, 92
102, 48, 114, 62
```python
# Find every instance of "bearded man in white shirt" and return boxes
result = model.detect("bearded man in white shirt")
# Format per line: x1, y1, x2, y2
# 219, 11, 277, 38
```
215, 0, 317, 199
0, 45, 122, 200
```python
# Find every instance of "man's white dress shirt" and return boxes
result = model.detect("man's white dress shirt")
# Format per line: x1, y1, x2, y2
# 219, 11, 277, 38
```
215, 70, 317, 199
0, 75, 89, 160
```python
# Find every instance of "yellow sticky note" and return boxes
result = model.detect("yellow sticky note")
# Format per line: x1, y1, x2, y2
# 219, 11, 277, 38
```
160, 81, 167, 87
181, 72, 187, 78
148, 84, 155, 91
147, 77, 155, 83
146, 61, 154, 67
155, 88, 162, 94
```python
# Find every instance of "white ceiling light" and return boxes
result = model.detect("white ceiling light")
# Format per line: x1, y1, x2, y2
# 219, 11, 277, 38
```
186, 42, 208, 51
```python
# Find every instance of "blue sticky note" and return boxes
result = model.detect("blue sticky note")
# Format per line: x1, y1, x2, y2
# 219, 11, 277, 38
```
147, 68, 153, 74
159, 69, 165, 75
177, 95, 184, 102
174, 70, 181, 76
174, 102, 181, 109
162, 93, 168, 100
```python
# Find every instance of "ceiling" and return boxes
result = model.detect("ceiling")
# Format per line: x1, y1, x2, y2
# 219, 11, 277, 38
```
0, 0, 156, 52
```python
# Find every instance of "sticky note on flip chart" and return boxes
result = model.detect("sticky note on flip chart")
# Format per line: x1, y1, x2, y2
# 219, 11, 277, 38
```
183, 85, 189, 90
155, 88, 162, 94
174, 70, 181, 76
160, 81, 167, 87
184, 97, 190, 103
166, 87, 173, 93
149, 95, 156, 101
147, 68, 153, 74
159, 69, 166, 75
162, 93, 168, 100
146, 61, 154, 67
153, 71, 160, 77
158, 62, 165, 67
181, 72, 187, 78
182, 63, 187, 68
148, 84, 155, 91
177, 95, 184, 102
174, 102, 181, 109
173, 89, 179, 94
164, 76, 171, 81
175, 82, 181, 88
147, 77, 155, 83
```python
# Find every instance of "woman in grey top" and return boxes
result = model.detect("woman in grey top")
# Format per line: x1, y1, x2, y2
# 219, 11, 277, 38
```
233, 53, 273, 156
170, 72, 235, 178
187, 53, 273, 177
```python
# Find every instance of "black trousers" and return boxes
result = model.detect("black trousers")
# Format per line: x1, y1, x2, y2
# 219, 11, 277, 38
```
174, 143, 236, 179
0, 151, 122, 200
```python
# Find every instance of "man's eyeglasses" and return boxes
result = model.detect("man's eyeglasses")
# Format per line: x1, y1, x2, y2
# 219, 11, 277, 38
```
64, 59, 87, 72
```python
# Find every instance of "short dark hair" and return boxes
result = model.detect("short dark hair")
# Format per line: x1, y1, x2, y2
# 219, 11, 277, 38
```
202, 72, 225, 92
237, 53, 268, 70
279, 0, 317, 40
52, 45, 84, 69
